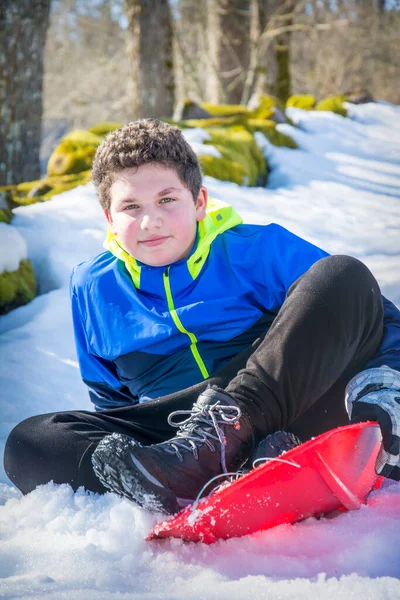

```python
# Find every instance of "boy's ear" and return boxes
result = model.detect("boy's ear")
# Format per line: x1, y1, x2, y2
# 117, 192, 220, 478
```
195, 187, 208, 222
104, 210, 117, 235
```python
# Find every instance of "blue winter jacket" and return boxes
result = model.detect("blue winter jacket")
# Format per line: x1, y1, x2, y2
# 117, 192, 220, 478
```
70, 198, 400, 411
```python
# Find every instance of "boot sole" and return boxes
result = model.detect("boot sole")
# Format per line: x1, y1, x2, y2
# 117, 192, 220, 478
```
91, 434, 181, 514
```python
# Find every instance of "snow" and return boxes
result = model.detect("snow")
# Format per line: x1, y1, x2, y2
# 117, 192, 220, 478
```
0, 102, 399, 599
0, 223, 27, 273
182, 126, 222, 157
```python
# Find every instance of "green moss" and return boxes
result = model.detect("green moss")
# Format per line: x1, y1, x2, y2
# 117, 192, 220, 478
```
18, 180, 52, 197
198, 155, 246, 186
199, 103, 250, 118
64, 130, 103, 145
3, 172, 92, 209
286, 94, 316, 110
204, 127, 267, 186
47, 130, 102, 177
0, 259, 37, 315
0, 207, 13, 223
249, 95, 285, 120
247, 119, 297, 149
88, 122, 123, 137
2, 179, 44, 207
182, 116, 248, 129
316, 95, 348, 117
41, 171, 92, 200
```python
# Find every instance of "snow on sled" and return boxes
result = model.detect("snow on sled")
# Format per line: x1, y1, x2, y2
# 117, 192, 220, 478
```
147, 422, 382, 544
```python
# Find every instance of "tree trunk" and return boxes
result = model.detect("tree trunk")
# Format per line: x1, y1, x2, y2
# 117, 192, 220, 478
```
125, 0, 175, 119
206, 0, 252, 104
372, 0, 385, 13
174, 0, 208, 102
0, 1, 51, 186
252, 0, 297, 103
270, 3, 295, 104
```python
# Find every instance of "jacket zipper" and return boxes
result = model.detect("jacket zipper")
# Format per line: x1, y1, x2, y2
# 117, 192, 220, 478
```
163, 268, 209, 379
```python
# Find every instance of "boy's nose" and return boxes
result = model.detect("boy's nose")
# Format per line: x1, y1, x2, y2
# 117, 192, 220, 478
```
140, 212, 162, 230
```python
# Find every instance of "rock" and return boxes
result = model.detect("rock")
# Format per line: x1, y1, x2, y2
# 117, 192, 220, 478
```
173, 100, 211, 121
346, 91, 375, 104
270, 107, 289, 125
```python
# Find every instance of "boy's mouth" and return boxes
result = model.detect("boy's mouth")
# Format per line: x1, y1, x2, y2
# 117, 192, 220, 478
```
139, 236, 170, 247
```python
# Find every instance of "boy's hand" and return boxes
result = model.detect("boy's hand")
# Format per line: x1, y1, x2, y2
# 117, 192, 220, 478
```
345, 366, 400, 481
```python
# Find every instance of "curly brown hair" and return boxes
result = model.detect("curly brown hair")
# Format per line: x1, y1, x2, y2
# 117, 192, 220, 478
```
91, 118, 203, 212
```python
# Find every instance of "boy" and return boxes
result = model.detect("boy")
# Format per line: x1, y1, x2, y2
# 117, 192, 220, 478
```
4, 119, 400, 514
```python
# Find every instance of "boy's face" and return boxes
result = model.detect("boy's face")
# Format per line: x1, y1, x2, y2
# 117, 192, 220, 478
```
106, 164, 207, 267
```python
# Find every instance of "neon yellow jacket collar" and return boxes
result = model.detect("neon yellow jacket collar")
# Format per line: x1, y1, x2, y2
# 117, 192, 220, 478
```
104, 197, 243, 288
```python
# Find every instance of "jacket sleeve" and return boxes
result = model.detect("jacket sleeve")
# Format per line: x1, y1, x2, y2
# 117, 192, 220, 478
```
365, 296, 400, 372
70, 280, 138, 411
262, 224, 329, 309
263, 225, 400, 373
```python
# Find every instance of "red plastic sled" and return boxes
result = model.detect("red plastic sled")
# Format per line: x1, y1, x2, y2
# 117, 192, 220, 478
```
147, 422, 383, 544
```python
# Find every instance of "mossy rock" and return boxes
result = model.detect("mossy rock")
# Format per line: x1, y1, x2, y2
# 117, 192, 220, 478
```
47, 130, 102, 177
316, 95, 348, 117
0, 258, 37, 315
199, 103, 250, 118
204, 126, 267, 187
2, 171, 92, 209
198, 155, 247, 186
88, 122, 123, 137
0, 180, 43, 208
286, 94, 316, 110
166, 119, 270, 186
246, 119, 297, 149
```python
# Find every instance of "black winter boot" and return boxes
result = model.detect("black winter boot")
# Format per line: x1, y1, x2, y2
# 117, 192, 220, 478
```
91, 387, 255, 514
243, 431, 302, 472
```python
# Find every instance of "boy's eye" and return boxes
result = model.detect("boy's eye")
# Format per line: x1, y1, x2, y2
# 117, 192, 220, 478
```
123, 204, 139, 210
160, 197, 175, 204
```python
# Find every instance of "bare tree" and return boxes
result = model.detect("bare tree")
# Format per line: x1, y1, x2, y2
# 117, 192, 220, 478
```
0, 0, 51, 185
125, 0, 175, 118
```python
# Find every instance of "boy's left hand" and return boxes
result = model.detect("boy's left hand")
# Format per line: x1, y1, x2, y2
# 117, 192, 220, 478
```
345, 366, 400, 481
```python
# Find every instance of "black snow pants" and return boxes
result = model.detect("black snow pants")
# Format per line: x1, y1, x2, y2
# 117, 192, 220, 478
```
4, 255, 384, 496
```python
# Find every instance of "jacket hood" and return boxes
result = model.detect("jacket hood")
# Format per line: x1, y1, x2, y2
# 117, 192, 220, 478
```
103, 197, 243, 288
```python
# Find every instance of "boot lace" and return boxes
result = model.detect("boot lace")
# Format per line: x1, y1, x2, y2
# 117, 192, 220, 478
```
163, 401, 242, 474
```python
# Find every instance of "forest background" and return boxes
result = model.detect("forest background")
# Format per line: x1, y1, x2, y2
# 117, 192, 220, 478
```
1, 0, 400, 189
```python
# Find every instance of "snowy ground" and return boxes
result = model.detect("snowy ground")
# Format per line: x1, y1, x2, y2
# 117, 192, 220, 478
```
0, 102, 399, 599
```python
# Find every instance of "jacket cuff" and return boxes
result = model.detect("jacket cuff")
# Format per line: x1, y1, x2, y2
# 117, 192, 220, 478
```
345, 365, 400, 406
